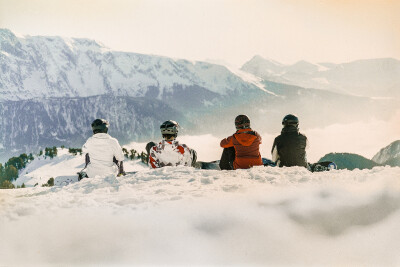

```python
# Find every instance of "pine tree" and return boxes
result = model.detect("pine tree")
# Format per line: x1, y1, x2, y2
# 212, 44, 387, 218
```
141, 152, 148, 163
129, 149, 137, 160
4, 166, 18, 181
1, 180, 15, 189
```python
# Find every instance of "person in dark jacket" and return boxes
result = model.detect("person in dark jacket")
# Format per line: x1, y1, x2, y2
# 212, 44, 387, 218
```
271, 114, 308, 168
220, 115, 263, 170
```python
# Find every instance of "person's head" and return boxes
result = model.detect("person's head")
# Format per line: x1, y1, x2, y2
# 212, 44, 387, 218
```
160, 120, 179, 140
235, 115, 250, 130
282, 114, 299, 128
91, 119, 109, 134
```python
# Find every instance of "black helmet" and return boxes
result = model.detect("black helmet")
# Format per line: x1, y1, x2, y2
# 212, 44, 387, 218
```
160, 120, 179, 137
235, 115, 250, 130
282, 114, 299, 127
91, 119, 109, 134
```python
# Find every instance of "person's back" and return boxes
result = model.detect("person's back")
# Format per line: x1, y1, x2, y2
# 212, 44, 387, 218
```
220, 115, 263, 170
148, 120, 195, 168
272, 114, 308, 168
82, 119, 124, 178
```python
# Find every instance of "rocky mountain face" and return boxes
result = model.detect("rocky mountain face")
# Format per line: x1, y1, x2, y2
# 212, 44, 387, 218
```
241, 55, 400, 98
372, 140, 400, 167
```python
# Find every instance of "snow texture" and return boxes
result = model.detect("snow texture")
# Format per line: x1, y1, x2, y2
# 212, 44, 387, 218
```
1, 149, 400, 266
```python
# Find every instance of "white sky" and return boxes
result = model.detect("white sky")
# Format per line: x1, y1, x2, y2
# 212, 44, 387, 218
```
0, 0, 399, 66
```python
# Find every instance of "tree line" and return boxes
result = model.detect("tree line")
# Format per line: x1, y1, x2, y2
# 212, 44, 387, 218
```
1, 146, 147, 189
0, 146, 59, 189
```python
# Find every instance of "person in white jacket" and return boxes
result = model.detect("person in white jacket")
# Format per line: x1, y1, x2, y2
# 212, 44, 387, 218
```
80, 119, 125, 179
147, 120, 196, 168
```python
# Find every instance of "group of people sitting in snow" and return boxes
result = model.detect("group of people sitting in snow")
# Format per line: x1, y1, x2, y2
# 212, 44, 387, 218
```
79, 114, 307, 179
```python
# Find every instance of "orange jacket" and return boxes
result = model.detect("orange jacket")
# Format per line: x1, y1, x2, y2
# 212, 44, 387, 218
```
220, 128, 263, 169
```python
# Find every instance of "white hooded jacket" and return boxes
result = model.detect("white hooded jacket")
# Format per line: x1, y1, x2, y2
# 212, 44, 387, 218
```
82, 133, 124, 178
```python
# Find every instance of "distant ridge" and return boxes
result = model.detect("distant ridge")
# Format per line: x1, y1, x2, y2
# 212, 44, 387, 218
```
241, 55, 400, 98
318, 153, 381, 170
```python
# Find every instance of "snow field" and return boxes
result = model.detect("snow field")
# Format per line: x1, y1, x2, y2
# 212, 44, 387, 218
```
1, 161, 400, 265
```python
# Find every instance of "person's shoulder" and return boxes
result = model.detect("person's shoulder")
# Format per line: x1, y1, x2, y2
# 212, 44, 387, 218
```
299, 132, 307, 138
83, 135, 95, 144
175, 140, 190, 150
84, 135, 94, 141
106, 134, 121, 144
251, 130, 261, 136
224, 132, 236, 138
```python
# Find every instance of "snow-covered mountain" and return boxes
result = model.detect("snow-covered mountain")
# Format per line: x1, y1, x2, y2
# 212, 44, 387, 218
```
0, 28, 264, 102
372, 140, 400, 166
241, 55, 400, 97
0, 28, 274, 159
1, 29, 397, 161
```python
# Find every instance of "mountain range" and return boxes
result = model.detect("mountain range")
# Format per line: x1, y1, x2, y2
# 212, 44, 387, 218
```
0, 28, 398, 161
242, 55, 400, 98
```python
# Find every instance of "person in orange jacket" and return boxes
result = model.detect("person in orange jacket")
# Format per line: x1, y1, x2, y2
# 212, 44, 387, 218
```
219, 115, 263, 170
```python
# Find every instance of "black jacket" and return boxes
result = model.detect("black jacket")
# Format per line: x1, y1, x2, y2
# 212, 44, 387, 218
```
272, 126, 308, 167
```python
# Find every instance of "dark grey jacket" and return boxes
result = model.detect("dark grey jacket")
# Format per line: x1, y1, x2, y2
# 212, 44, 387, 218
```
271, 126, 308, 167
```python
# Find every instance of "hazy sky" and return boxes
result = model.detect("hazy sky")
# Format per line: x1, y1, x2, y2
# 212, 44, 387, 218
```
1, 0, 399, 66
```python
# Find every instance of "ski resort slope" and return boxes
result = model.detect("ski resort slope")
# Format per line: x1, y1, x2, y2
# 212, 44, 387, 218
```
1, 154, 400, 266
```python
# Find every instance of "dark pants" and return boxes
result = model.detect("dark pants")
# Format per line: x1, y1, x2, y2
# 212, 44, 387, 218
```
145, 141, 157, 163
219, 147, 235, 170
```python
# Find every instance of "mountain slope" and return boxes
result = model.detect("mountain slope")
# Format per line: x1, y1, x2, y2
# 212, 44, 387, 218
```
372, 140, 400, 167
241, 55, 400, 97
0, 95, 185, 160
0, 28, 266, 102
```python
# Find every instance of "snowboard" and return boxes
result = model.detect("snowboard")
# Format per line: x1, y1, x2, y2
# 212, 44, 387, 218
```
194, 161, 221, 170
263, 158, 337, 172
194, 158, 337, 172
308, 161, 337, 172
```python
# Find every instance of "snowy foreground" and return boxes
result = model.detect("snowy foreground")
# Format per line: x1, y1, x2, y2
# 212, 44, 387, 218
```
1, 151, 400, 266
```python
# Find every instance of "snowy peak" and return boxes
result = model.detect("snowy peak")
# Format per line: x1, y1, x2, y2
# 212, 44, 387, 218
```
0, 28, 23, 57
241, 56, 400, 97
286, 60, 320, 74
372, 140, 400, 165
0, 29, 265, 102
241, 55, 284, 77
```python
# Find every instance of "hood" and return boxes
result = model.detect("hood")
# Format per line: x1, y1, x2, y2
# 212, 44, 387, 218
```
235, 129, 258, 146
92, 133, 111, 139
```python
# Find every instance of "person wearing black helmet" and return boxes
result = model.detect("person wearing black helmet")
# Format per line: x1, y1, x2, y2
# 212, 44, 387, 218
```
80, 119, 125, 179
147, 120, 196, 168
271, 114, 308, 168
219, 115, 263, 170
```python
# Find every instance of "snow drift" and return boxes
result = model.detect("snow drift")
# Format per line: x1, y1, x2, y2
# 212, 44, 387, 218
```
1, 151, 400, 266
